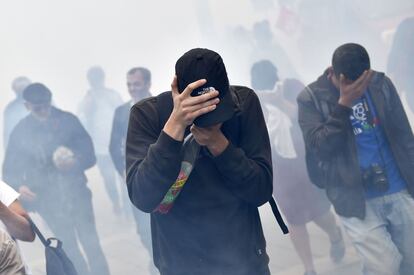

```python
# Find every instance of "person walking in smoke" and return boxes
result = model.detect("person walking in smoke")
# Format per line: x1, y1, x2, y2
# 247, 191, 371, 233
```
298, 43, 414, 275
3, 83, 110, 275
126, 48, 287, 275
110, 67, 157, 274
78, 66, 124, 215
3, 76, 31, 150
251, 60, 345, 275
387, 16, 414, 126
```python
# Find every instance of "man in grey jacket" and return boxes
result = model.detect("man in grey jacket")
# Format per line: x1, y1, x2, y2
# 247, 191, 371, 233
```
298, 43, 414, 275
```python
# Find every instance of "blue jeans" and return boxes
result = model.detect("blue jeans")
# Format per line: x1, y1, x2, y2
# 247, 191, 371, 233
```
339, 189, 414, 275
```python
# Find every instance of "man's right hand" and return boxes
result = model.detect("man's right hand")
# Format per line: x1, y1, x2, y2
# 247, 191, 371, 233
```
163, 76, 220, 141
338, 70, 373, 107
18, 186, 36, 202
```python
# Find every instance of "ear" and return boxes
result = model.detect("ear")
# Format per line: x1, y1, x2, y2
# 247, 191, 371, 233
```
327, 66, 334, 77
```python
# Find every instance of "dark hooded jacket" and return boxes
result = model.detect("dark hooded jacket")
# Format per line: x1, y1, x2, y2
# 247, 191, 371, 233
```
126, 86, 273, 275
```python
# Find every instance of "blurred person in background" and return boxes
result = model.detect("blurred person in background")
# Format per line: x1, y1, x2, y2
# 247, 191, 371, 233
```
276, 0, 387, 81
3, 76, 31, 150
109, 67, 156, 274
3, 83, 110, 275
251, 60, 345, 275
78, 66, 123, 215
251, 20, 299, 80
298, 43, 414, 275
387, 16, 414, 125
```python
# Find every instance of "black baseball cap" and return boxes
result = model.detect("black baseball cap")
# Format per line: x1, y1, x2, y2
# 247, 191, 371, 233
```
175, 48, 236, 127
23, 83, 52, 104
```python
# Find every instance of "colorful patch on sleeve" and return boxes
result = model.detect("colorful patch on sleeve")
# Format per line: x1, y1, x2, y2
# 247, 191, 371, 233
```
154, 161, 193, 214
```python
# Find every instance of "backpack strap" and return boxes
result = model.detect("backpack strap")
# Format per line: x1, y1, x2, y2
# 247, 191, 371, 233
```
269, 197, 289, 234
231, 86, 289, 234
305, 86, 330, 120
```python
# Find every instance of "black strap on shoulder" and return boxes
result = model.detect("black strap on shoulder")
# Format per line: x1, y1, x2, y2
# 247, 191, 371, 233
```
27, 217, 50, 247
306, 86, 330, 120
231, 86, 289, 234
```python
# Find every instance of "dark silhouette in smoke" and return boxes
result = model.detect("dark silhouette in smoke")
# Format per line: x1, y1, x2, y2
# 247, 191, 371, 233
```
110, 67, 156, 274
387, 17, 414, 114
3, 83, 110, 275
78, 66, 124, 215
3, 76, 31, 149
252, 60, 345, 275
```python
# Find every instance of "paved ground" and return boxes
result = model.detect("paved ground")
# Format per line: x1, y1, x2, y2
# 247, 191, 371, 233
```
18, 167, 363, 275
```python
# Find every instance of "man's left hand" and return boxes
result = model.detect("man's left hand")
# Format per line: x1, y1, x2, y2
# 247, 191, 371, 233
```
190, 124, 229, 157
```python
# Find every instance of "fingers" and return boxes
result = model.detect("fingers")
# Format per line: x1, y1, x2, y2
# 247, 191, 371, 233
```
351, 70, 368, 87
26, 193, 36, 200
21, 190, 36, 200
191, 104, 217, 120
190, 124, 198, 134
171, 75, 179, 97
184, 90, 219, 107
181, 79, 207, 98
340, 70, 373, 94
353, 70, 373, 90
361, 70, 374, 88
339, 74, 346, 87
185, 100, 219, 116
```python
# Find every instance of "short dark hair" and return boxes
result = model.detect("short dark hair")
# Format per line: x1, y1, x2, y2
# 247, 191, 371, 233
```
250, 60, 279, 91
127, 67, 151, 84
23, 83, 52, 104
332, 43, 370, 81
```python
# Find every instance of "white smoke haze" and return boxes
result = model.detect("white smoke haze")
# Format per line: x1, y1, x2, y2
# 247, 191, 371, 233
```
1, 0, 413, 274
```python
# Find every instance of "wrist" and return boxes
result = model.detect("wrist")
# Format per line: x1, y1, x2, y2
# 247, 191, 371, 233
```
163, 117, 186, 141
207, 133, 229, 157
0, 202, 8, 216
338, 97, 352, 108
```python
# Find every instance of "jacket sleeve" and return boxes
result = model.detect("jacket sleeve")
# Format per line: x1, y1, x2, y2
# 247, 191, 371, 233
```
385, 77, 414, 164
109, 107, 126, 176
297, 89, 351, 160
126, 101, 183, 213
67, 115, 96, 172
211, 92, 273, 207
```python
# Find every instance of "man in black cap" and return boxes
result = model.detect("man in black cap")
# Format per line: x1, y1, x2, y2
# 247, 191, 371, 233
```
2, 83, 110, 275
126, 48, 277, 275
